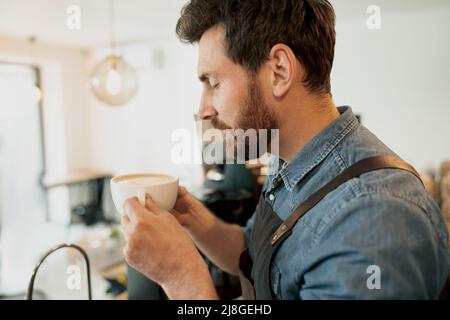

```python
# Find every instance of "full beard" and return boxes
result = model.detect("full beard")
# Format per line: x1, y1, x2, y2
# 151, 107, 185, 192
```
210, 74, 279, 162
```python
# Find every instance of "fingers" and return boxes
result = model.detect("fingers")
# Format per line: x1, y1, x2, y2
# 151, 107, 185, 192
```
123, 197, 149, 222
171, 213, 190, 227
173, 186, 192, 212
121, 214, 132, 232
122, 244, 135, 266
121, 214, 137, 262
177, 186, 189, 198
144, 194, 163, 214
170, 209, 187, 225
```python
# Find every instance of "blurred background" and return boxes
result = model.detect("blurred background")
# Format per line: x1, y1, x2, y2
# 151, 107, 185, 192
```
0, 0, 449, 299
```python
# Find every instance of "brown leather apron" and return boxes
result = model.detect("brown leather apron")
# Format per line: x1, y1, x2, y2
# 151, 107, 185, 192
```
238, 156, 449, 300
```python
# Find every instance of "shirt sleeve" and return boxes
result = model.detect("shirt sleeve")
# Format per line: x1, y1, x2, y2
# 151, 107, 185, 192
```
298, 193, 450, 300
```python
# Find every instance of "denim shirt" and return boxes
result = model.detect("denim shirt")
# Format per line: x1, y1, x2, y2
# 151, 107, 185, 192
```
243, 107, 450, 299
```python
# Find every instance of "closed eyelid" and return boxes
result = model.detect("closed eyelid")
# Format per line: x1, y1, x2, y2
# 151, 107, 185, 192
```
198, 72, 220, 82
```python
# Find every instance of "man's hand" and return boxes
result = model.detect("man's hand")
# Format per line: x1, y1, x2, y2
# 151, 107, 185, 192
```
121, 194, 218, 300
170, 186, 218, 241
169, 186, 247, 276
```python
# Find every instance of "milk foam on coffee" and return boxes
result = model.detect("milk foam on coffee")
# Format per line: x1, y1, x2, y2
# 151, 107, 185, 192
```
118, 175, 174, 187
120, 177, 170, 187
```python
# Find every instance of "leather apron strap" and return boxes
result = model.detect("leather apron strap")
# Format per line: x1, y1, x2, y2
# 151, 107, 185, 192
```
270, 156, 423, 245
239, 155, 425, 300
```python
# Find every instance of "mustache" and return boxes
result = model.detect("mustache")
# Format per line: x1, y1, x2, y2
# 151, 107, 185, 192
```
210, 117, 232, 130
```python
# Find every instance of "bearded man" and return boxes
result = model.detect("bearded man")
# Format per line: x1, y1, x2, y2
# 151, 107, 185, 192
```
121, 0, 450, 300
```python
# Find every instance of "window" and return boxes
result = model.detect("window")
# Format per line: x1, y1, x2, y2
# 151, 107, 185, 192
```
0, 62, 46, 293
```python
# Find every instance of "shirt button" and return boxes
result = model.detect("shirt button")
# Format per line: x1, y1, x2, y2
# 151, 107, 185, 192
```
268, 193, 275, 201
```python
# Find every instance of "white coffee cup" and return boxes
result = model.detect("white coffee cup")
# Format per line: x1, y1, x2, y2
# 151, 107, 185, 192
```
110, 173, 179, 213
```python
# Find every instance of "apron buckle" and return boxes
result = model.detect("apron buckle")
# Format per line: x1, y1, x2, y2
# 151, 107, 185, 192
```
271, 223, 288, 245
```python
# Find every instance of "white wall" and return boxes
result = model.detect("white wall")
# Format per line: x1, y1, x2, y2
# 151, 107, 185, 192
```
331, 0, 450, 171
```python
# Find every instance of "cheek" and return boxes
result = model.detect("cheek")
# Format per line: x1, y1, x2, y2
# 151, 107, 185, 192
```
214, 84, 245, 125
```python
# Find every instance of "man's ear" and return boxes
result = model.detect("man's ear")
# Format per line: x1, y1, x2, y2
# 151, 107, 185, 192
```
267, 44, 300, 99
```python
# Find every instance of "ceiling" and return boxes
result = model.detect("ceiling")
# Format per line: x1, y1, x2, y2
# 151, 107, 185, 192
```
0, 0, 188, 49
0, 0, 448, 49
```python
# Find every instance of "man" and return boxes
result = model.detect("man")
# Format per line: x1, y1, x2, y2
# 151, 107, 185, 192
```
121, 0, 450, 299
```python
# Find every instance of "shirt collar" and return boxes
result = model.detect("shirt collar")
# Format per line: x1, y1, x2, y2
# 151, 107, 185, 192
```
267, 106, 360, 192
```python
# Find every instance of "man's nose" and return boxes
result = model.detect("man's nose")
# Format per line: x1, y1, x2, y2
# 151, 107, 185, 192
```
197, 96, 218, 120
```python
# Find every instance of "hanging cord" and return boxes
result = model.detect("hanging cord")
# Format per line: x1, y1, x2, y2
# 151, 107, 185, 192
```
26, 243, 92, 300
109, 0, 117, 55
28, 36, 37, 67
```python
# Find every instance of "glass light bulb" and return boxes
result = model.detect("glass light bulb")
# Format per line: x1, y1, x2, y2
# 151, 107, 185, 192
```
106, 69, 121, 96
90, 55, 138, 106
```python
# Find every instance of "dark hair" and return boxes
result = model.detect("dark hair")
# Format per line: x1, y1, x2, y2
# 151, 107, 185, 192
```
176, 0, 336, 94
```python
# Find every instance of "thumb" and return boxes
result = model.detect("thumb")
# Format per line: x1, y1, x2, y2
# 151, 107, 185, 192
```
144, 193, 163, 214
170, 208, 189, 226
177, 186, 189, 198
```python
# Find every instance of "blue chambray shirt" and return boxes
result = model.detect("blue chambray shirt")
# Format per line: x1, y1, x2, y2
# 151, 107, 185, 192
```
243, 106, 450, 299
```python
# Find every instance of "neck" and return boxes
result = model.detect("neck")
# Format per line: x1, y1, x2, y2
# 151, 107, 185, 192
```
276, 94, 340, 162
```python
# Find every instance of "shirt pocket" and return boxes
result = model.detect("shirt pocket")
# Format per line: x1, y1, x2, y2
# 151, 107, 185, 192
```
271, 263, 283, 300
